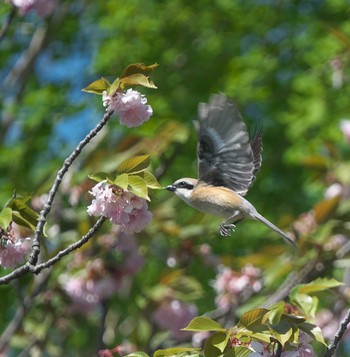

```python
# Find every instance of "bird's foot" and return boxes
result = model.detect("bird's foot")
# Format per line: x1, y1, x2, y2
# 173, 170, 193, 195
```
220, 223, 236, 237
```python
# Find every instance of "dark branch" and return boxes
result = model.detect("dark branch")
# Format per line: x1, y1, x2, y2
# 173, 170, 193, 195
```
324, 308, 350, 357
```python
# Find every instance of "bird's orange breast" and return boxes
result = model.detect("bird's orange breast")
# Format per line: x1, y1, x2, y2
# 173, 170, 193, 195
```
189, 186, 243, 218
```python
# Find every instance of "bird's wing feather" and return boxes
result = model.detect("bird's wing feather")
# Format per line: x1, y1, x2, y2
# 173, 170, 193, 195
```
196, 94, 262, 195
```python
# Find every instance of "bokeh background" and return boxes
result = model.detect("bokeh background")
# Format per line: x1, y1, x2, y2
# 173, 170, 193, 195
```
1, 0, 350, 356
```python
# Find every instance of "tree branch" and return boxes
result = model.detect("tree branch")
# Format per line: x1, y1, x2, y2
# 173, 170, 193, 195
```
324, 307, 350, 357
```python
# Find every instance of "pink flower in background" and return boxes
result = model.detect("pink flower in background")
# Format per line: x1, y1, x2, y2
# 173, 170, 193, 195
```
87, 181, 152, 234
153, 300, 198, 340
103, 89, 153, 127
61, 259, 121, 313
0, 237, 31, 269
0, 222, 32, 269
340, 120, 350, 143
213, 265, 262, 310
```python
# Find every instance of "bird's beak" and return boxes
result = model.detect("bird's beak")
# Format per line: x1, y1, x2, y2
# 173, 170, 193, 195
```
166, 185, 176, 192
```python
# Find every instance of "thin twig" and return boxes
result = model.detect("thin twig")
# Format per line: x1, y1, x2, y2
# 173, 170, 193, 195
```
29, 109, 113, 266
324, 308, 350, 357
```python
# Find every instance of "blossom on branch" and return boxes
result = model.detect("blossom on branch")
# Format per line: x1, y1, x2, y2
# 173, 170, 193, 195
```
87, 181, 152, 233
0, 223, 32, 269
102, 89, 153, 128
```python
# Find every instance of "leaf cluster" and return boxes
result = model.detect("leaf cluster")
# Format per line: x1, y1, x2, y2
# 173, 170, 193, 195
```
0, 196, 38, 232
82, 63, 158, 96
89, 154, 162, 200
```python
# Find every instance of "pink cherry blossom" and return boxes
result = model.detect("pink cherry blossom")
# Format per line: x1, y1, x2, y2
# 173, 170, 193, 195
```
153, 300, 198, 340
0, 237, 31, 269
340, 120, 350, 142
213, 264, 262, 310
87, 181, 152, 234
104, 89, 153, 128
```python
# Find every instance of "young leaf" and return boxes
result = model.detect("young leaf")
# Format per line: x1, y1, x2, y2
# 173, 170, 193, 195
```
88, 172, 113, 183
299, 322, 327, 346
238, 308, 269, 329
222, 347, 252, 357
117, 155, 151, 174
211, 331, 230, 352
153, 348, 201, 357
7, 196, 38, 232
291, 278, 343, 297
262, 302, 285, 325
119, 73, 157, 89
125, 353, 150, 357
121, 62, 159, 78
0, 207, 12, 229
144, 171, 162, 189
128, 175, 149, 200
182, 316, 225, 332
82, 77, 111, 94
109, 77, 120, 94
114, 173, 129, 191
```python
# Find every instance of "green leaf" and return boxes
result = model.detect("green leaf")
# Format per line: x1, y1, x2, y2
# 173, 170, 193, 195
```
291, 278, 343, 301
125, 353, 150, 357
203, 334, 222, 357
117, 155, 151, 174
153, 348, 201, 357
0, 207, 13, 229
119, 73, 157, 89
114, 173, 129, 190
182, 317, 225, 332
238, 308, 269, 329
269, 320, 294, 346
292, 293, 318, 319
211, 331, 230, 352
222, 347, 252, 357
128, 175, 149, 200
7, 196, 38, 232
299, 322, 327, 346
81, 77, 111, 94
263, 302, 285, 325
109, 77, 120, 94
88, 172, 113, 183
121, 62, 159, 78
144, 171, 162, 189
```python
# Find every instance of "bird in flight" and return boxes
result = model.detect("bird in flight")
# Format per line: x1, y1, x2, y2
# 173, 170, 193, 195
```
166, 94, 295, 247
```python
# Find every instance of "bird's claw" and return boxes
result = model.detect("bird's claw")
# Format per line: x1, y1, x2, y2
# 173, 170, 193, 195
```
220, 223, 236, 237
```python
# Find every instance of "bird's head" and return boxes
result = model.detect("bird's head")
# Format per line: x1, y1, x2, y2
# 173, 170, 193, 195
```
166, 178, 198, 202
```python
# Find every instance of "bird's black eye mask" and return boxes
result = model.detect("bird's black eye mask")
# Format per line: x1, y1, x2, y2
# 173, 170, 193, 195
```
177, 181, 194, 190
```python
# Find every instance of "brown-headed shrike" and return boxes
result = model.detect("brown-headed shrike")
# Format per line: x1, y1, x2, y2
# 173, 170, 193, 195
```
166, 94, 296, 248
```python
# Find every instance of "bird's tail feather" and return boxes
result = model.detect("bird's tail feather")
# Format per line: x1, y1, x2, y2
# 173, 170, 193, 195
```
252, 212, 296, 248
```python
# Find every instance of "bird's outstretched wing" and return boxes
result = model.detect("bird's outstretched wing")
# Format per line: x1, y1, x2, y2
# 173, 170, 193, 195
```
195, 94, 262, 195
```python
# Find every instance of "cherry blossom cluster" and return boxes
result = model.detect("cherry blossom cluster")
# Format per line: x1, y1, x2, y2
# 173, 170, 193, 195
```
87, 181, 152, 234
153, 299, 198, 341
213, 264, 262, 311
61, 233, 145, 313
0, 223, 31, 269
102, 88, 153, 128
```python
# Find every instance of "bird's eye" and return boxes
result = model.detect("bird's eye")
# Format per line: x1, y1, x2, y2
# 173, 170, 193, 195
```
178, 181, 187, 188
